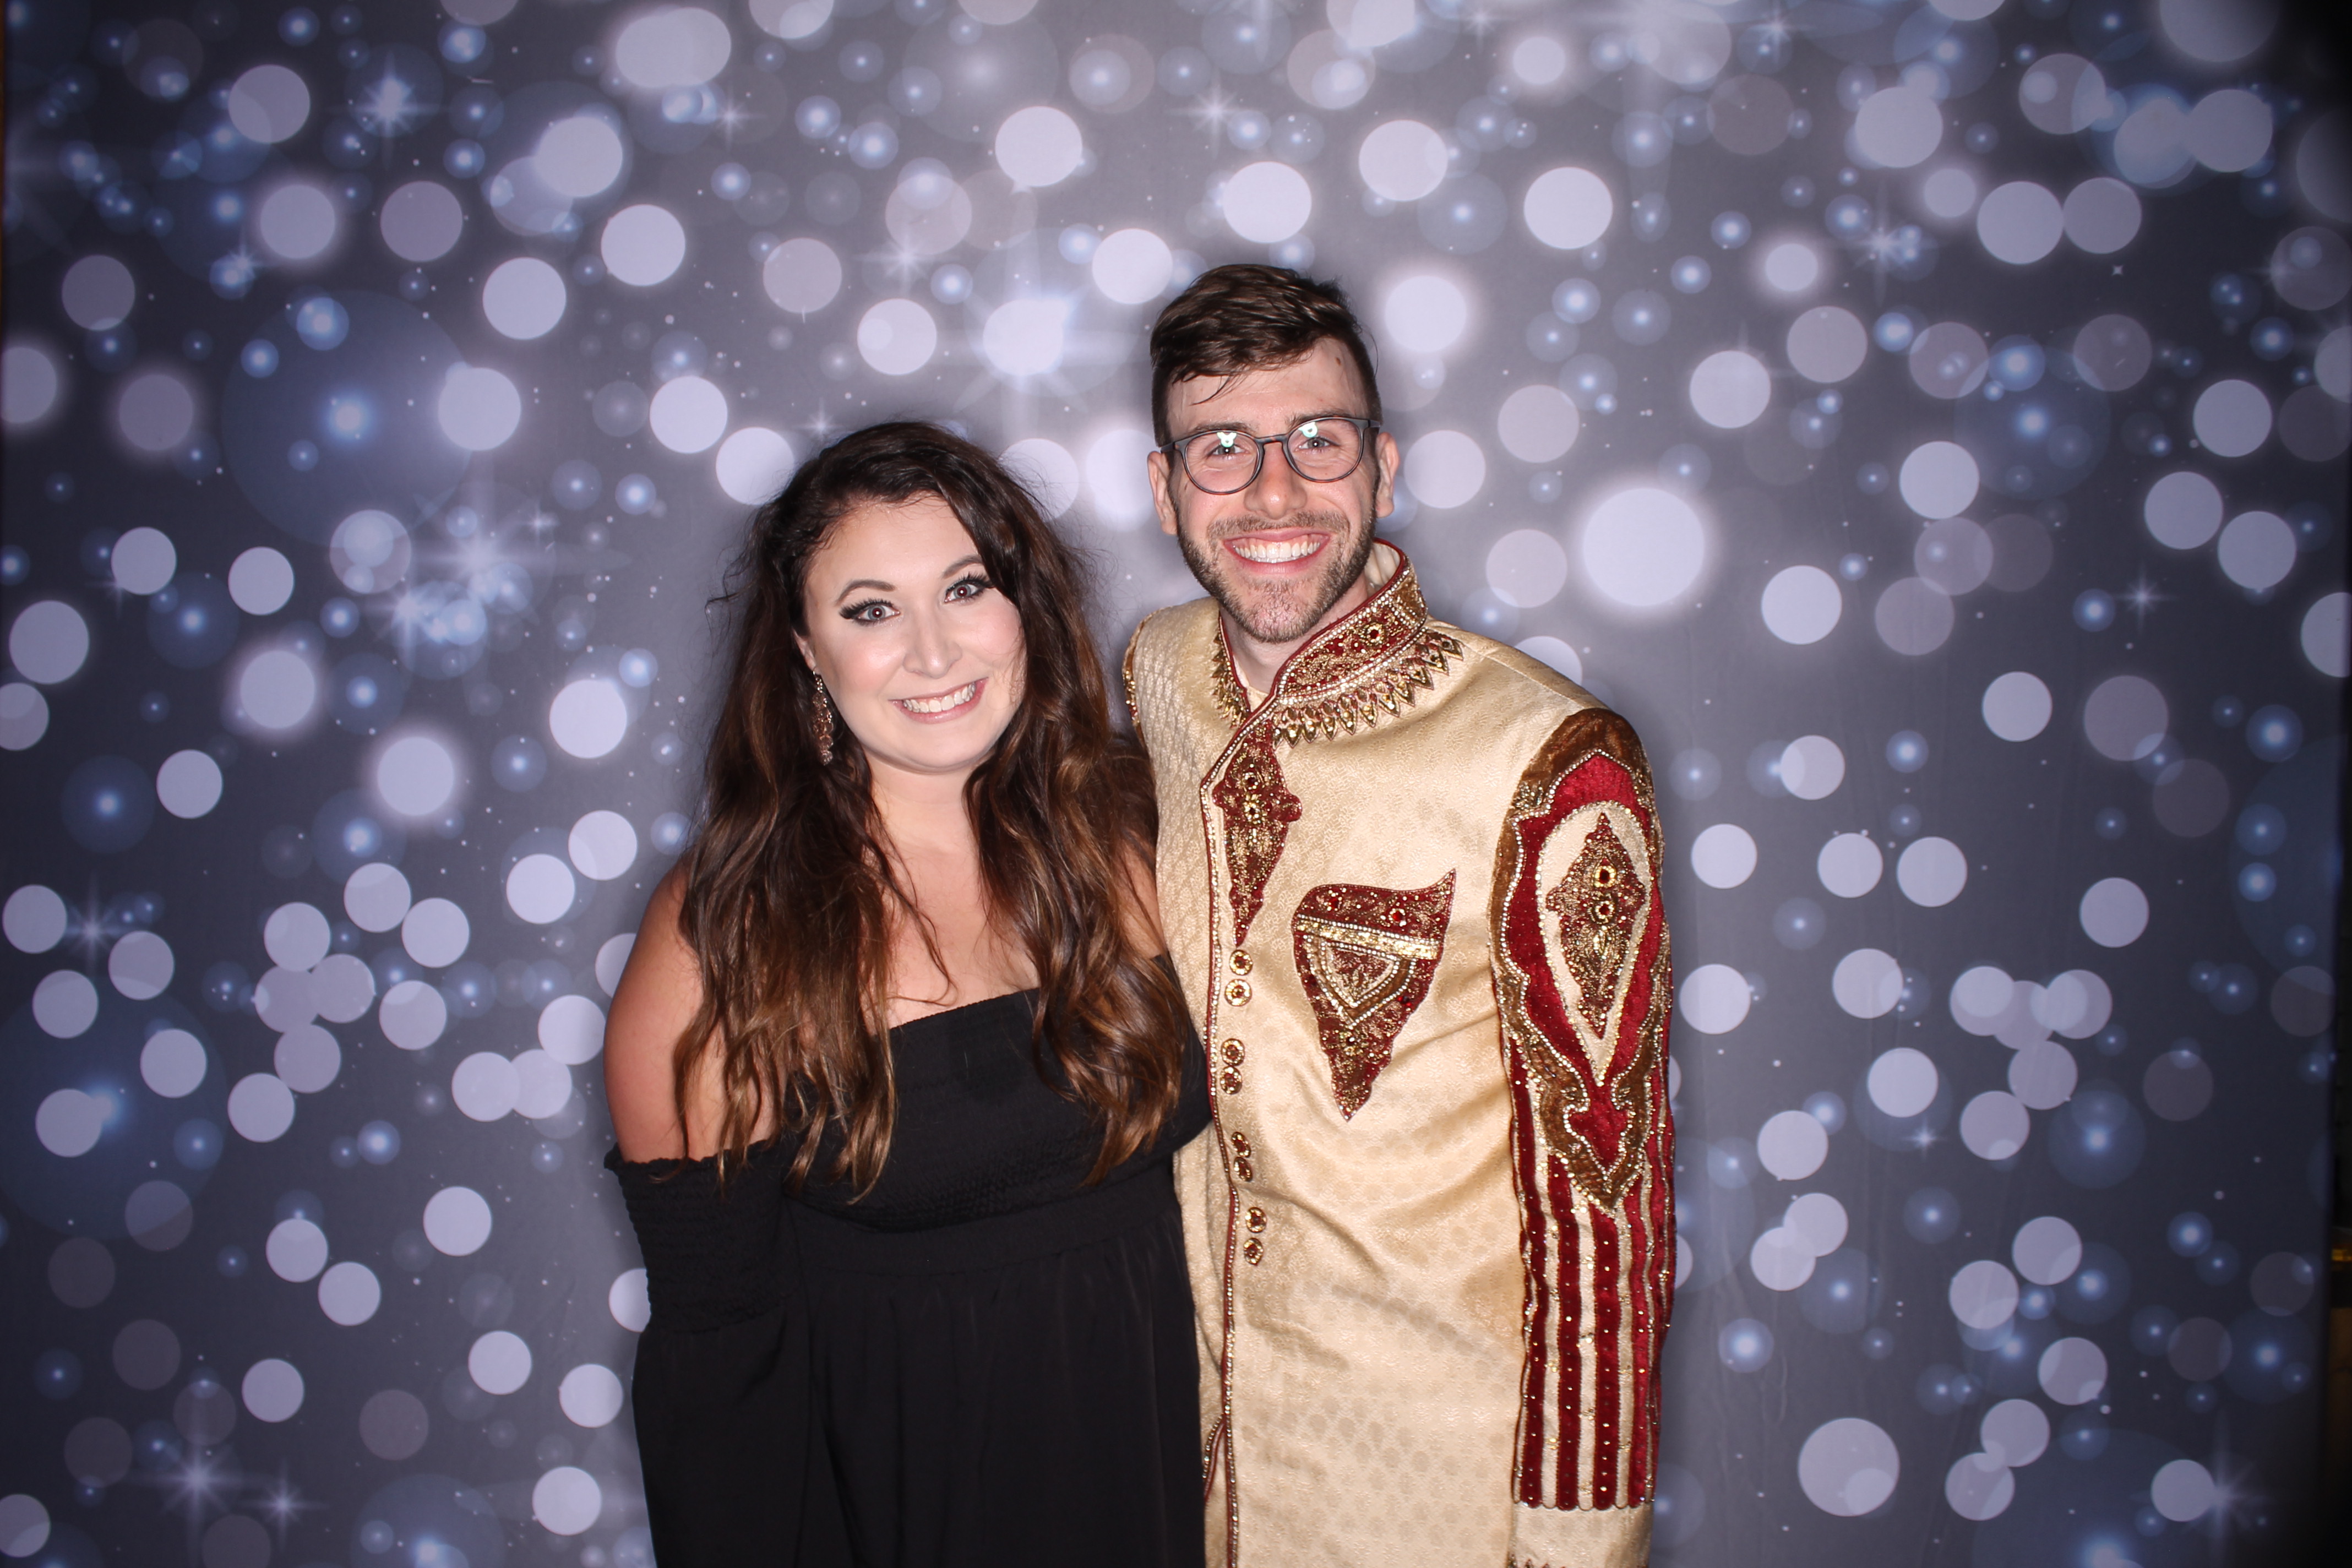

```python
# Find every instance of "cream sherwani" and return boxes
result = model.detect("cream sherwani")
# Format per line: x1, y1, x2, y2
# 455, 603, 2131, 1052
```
1125, 546, 1674, 1568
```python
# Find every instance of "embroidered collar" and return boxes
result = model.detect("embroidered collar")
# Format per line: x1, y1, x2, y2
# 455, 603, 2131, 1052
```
1212, 545, 1463, 745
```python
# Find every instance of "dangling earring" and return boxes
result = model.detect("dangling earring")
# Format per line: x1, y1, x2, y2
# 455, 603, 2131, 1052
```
810, 672, 836, 765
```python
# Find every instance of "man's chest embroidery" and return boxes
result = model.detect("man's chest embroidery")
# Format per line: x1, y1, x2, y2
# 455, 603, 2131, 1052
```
1210, 728, 1300, 945
1291, 873, 1456, 1117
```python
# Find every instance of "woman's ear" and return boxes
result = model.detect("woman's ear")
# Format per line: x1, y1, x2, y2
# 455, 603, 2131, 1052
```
793, 633, 816, 672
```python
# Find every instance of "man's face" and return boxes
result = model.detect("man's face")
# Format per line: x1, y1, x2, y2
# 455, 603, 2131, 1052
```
1151, 339, 1398, 659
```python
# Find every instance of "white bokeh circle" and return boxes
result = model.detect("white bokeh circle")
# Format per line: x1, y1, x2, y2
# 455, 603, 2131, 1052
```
1981, 672, 2053, 741
1761, 566, 1841, 645
1690, 824, 1757, 890
1679, 964, 1751, 1035
1867, 1047, 1937, 1117
1896, 837, 1968, 907
994, 105, 1084, 188
1796, 1418, 1901, 1517
602, 204, 688, 287
1221, 162, 1311, 244
1833, 950, 1902, 1019
1523, 166, 1615, 250
1580, 488, 1707, 609
1687, 350, 1771, 430
1359, 120, 1450, 202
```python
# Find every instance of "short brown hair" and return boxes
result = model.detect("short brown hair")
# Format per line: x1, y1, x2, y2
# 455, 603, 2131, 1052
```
1148, 264, 1381, 444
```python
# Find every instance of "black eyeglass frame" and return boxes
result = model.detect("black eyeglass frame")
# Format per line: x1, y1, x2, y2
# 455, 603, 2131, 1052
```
1161, 415, 1384, 496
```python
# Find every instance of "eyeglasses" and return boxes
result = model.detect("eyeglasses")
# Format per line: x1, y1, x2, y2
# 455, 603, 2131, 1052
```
1164, 415, 1379, 496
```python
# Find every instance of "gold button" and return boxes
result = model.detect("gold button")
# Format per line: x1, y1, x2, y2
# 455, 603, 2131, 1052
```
1246, 1207, 1266, 1234
1230, 1132, 1251, 1155
1224, 978, 1252, 1005
1228, 950, 1253, 976
1243, 1239, 1264, 1265
1221, 1038, 1244, 1064
1221, 1070, 1243, 1095
1236, 1158, 1255, 1183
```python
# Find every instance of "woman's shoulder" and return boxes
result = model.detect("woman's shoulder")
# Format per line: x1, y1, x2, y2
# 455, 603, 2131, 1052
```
604, 867, 714, 1162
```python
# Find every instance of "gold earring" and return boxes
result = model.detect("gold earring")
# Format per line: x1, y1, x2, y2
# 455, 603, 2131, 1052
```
810, 672, 836, 764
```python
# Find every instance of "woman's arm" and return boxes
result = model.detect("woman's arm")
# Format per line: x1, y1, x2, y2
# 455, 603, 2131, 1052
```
605, 866, 720, 1161
1120, 844, 1168, 956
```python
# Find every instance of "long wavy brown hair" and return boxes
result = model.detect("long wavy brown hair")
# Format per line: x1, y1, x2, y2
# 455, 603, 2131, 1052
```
674, 421, 1187, 1189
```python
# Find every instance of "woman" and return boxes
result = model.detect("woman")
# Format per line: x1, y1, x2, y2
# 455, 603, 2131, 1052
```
603, 422, 1207, 1567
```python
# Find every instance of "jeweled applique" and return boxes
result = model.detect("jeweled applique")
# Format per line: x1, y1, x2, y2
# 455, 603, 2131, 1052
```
1543, 823, 1646, 1037
1207, 567, 1465, 747
1491, 711, 1669, 1211
1212, 728, 1300, 945
1291, 873, 1456, 1117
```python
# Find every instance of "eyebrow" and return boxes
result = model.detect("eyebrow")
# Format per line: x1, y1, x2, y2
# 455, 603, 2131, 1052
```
1170, 410, 1363, 444
830, 555, 986, 605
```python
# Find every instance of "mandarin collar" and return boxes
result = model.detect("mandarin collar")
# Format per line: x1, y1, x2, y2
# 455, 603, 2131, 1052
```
1213, 545, 1463, 745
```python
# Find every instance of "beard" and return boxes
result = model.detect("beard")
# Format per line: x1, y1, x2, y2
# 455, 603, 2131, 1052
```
1175, 504, 1380, 649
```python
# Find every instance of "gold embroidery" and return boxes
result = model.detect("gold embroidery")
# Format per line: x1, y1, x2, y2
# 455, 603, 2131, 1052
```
1120, 622, 1143, 733
1210, 634, 1249, 727
1210, 728, 1299, 944
1491, 711, 1669, 1212
1206, 563, 1465, 748
1290, 873, 1456, 1117
1292, 913, 1442, 963
1531, 992, 1664, 1212
1543, 822, 1647, 1037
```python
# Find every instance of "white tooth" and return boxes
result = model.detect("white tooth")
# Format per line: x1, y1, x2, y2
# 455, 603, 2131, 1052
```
901, 682, 977, 714
1232, 537, 1320, 563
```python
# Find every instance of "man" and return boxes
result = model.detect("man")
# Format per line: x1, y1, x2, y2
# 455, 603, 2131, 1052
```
1123, 264, 1674, 1568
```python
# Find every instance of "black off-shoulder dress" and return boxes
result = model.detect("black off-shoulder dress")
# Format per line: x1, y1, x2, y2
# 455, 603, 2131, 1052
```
607, 990, 1210, 1568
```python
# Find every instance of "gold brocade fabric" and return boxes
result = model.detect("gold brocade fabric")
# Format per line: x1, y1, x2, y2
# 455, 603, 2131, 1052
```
1127, 548, 1674, 1568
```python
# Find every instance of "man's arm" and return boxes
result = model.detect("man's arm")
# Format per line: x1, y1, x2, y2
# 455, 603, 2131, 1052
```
1488, 707, 1675, 1568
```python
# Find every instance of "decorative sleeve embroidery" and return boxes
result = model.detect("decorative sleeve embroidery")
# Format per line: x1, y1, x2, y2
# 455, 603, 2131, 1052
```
1489, 709, 1674, 1531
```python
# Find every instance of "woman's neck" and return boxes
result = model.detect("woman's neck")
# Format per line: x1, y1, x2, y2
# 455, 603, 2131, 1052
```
867, 758, 979, 860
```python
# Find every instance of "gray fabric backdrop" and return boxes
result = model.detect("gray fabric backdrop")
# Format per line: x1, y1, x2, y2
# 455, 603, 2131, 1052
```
2, 0, 2345, 1563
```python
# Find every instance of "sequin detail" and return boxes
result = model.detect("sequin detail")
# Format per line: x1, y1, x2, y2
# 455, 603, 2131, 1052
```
1544, 823, 1647, 1038
1208, 568, 1464, 747
1211, 728, 1300, 945
1493, 718, 1668, 1213
1289, 873, 1456, 1117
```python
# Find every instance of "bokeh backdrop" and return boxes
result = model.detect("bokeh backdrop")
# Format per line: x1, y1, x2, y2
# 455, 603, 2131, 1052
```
3, 0, 2347, 1564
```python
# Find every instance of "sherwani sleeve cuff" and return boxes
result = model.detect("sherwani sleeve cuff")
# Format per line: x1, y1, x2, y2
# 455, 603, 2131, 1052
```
1509, 1501, 1651, 1568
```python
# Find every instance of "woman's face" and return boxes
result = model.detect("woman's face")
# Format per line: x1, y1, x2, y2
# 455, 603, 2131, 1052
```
795, 492, 1025, 784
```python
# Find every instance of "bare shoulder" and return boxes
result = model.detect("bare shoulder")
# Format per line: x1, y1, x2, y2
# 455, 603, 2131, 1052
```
603, 865, 708, 1161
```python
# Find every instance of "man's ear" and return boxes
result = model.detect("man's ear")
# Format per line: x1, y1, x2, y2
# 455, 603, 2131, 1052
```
1369, 428, 1400, 520
1149, 446, 1181, 538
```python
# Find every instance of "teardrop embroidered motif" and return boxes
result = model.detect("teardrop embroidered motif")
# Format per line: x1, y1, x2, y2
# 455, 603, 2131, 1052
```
1544, 824, 1646, 1038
